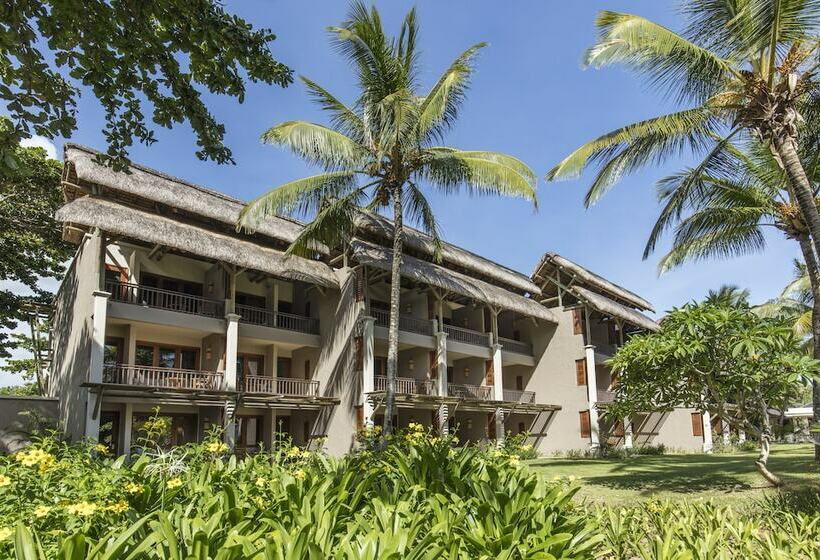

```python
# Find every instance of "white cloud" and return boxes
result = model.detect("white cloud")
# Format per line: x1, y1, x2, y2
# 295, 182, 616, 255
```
20, 135, 58, 160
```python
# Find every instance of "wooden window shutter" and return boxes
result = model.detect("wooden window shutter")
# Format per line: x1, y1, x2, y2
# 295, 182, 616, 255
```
429, 351, 438, 379
572, 308, 583, 335
485, 360, 494, 385
354, 336, 363, 370
691, 413, 703, 437
579, 410, 591, 439
713, 417, 723, 434
304, 360, 311, 379
355, 406, 364, 431
516, 375, 524, 391
575, 358, 587, 386
355, 269, 365, 302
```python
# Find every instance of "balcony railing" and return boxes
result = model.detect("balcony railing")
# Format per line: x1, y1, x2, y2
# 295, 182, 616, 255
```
236, 304, 319, 334
372, 309, 434, 336
244, 375, 319, 397
499, 336, 533, 356
103, 364, 222, 391
448, 383, 493, 401
444, 324, 490, 347
373, 375, 433, 395
596, 389, 616, 403
503, 389, 536, 404
106, 281, 225, 318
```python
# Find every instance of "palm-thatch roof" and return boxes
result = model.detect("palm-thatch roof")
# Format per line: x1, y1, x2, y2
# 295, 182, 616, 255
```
572, 286, 659, 332
532, 252, 655, 312
56, 197, 339, 288
61, 144, 328, 254
350, 238, 556, 323
354, 212, 541, 296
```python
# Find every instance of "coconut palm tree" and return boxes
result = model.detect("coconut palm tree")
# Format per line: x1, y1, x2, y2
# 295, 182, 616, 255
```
756, 261, 813, 349
236, 3, 537, 435
547, 0, 820, 459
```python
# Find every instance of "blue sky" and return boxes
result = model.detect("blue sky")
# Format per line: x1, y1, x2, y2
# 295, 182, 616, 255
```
2, 1, 801, 384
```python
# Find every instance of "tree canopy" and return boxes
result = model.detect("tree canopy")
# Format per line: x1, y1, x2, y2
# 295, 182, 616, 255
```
1, 0, 293, 170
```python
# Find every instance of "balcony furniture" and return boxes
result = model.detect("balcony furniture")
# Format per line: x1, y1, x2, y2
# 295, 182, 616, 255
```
106, 281, 225, 318
236, 304, 320, 335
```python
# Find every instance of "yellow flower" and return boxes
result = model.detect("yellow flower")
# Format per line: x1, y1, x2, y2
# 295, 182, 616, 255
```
166, 477, 183, 490
508, 456, 520, 467
94, 443, 109, 455
0, 474, 10, 487
33, 505, 51, 518
300, 449, 312, 459
255, 477, 266, 488
65, 501, 98, 517
124, 482, 143, 494
0, 527, 11, 541
206, 441, 228, 454
287, 446, 302, 458
407, 422, 423, 432
105, 501, 129, 514
15, 449, 56, 472
293, 469, 306, 481
521, 444, 533, 452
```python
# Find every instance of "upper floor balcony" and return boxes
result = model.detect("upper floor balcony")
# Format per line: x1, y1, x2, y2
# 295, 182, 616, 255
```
373, 375, 433, 395
372, 308, 434, 336
103, 364, 223, 391
236, 304, 319, 335
244, 375, 319, 397
447, 383, 536, 404
498, 336, 533, 356
444, 324, 491, 347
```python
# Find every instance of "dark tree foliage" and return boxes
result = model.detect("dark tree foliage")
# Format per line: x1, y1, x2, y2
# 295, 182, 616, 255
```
0, 136, 70, 362
0, 0, 293, 170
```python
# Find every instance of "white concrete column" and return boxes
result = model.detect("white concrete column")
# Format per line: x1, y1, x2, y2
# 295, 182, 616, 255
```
223, 313, 240, 447
738, 429, 746, 443
122, 403, 133, 457
85, 290, 110, 442
266, 409, 277, 451
124, 324, 137, 366
361, 317, 376, 427
435, 331, 449, 434
623, 417, 633, 449
722, 418, 731, 445
702, 410, 714, 453
584, 344, 600, 448
491, 343, 505, 443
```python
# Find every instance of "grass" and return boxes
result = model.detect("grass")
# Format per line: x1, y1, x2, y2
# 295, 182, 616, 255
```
528, 443, 819, 505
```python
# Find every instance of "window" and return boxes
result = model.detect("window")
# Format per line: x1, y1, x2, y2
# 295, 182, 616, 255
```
104, 337, 124, 365
132, 413, 197, 448
304, 360, 311, 379
277, 357, 292, 378
157, 347, 176, 369
180, 349, 198, 370
485, 360, 494, 385
105, 264, 128, 285
278, 300, 293, 314
237, 354, 264, 377
691, 413, 704, 437
135, 342, 200, 370
579, 411, 591, 439
575, 358, 587, 386
516, 375, 524, 391
136, 345, 154, 367
572, 308, 584, 335
141, 273, 203, 296
236, 415, 264, 451
374, 357, 386, 376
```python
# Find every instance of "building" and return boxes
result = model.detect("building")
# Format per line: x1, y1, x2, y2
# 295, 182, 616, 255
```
46, 144, 706, 456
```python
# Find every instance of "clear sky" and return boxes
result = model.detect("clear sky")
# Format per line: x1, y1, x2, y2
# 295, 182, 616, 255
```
1, 1, 801, 385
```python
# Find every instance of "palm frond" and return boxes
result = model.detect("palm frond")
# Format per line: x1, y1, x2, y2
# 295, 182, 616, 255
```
286, 188, 369, 257
657, 225, 766, 273
427, 148, 535, 186
300, 77, 366, 144
403, 181, 443, 262
262, 121, 369, 170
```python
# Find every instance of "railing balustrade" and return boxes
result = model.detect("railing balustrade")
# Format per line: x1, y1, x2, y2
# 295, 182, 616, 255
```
444, 324, 490, 347
244, 375, 319, 397
447, 383, 493, 401
106, 281, 224, 318
502, 389, 536, 404
596, 389, 616, 403
102, 364, 222, 391
499, 336, 533, 356
371, 309, 434, 336
373, 375, 432, 395
236, 304, 319, 334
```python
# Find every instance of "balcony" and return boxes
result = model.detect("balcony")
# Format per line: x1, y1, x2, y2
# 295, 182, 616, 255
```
372, 309, 434, 336
596, 389, 616, 404
503, 389, 536, 404
448, 383, 492, 401
107, 281, 225, 318
444, 324, 490, 347
499, 336, 532, 356
103, 364, 223, 391
373, 375, 433, 395
236, 304, 319, 335
244, 375, 319, 397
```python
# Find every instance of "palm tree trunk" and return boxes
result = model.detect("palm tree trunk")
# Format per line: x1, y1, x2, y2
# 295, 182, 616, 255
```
755, 401, 782, 487
796, 234, 820, 461
383, 184, 403, 436
773, 135, 820, 259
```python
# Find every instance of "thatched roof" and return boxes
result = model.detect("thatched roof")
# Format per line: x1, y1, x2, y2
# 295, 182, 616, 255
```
354, 212, 541, 296
572, 286, 659, 332
61, 144, 327, 254
350, 238, 556, 323
56, 197, 339, 289
532, 252, 655, 312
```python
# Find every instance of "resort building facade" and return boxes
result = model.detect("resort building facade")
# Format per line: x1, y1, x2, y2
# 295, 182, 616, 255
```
47, 144, 707, 456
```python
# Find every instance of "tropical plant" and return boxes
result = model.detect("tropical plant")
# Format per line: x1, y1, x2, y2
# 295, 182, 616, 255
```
756, 260, 814, 348
704, 284, 751, 308
545, 0, 820, 459
236, 3, 537, 435
607, 301, 817, 486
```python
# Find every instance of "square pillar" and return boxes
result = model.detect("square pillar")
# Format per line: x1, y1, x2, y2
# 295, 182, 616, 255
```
738, 429, 746, 443
491, 343, 505, 443
623, 417, 633, 449
701, 410, 713, 453
435, 331, 449, 435
85, 290, 110, 442
223, 313, 240, 447
121, 403, 133, 457
361, 317, 376, 428
584, 344, 600, 448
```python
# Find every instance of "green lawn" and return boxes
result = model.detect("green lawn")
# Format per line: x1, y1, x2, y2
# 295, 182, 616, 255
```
528, 444, 819, 505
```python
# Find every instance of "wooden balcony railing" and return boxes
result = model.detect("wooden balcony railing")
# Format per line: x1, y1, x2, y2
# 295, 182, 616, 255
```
372, 309, 434, 336
448, 383, 493, 401
106, 281, 224, 318
444, 324, 490, 347
244, 375, 319, 397
373, 375, 433, 395
499, 336, 533, 356
102, 364, 222, 391
236, 304, 319, 334
503, 389, 536, 404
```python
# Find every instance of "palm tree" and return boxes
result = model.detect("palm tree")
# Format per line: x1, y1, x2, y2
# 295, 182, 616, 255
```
547, 0, 820, 459
756, 261, 813, 350
704, 285, 751, 308
236, 3, 537, 435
